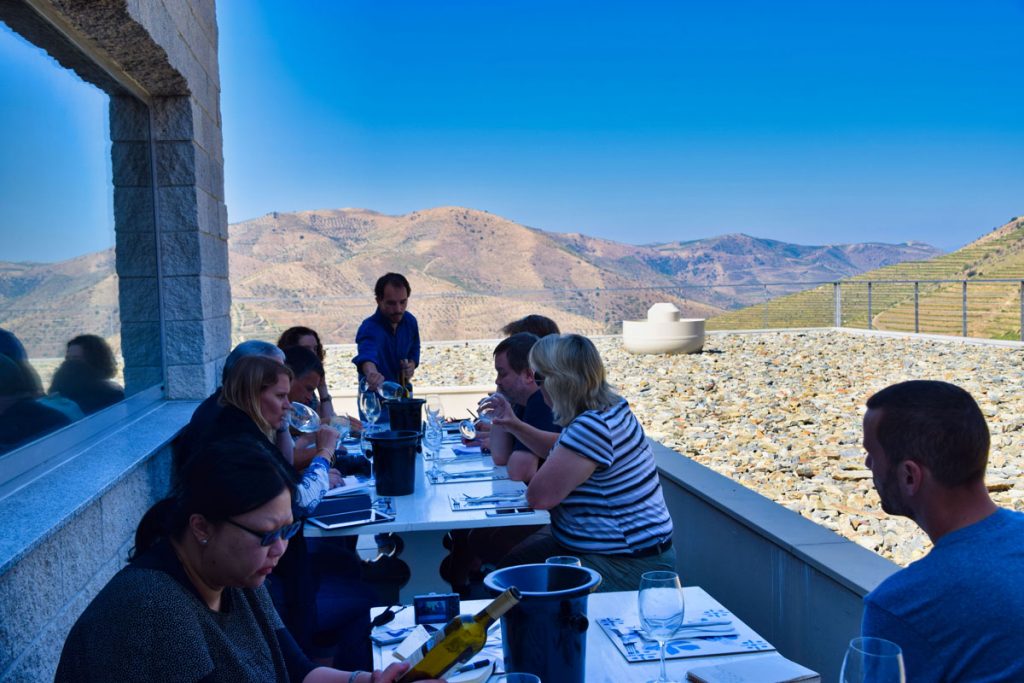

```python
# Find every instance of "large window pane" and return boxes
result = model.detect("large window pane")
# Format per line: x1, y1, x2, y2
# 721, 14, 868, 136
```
0, 12, 156, 460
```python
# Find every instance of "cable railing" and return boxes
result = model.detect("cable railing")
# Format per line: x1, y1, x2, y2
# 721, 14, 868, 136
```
227, 277, 1024, 343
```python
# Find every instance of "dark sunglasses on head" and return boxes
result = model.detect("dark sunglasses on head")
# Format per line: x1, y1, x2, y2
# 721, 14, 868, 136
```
226, 518, 301, 546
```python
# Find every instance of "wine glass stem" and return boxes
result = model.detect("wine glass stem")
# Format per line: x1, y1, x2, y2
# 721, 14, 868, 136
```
658, 639, 668, 682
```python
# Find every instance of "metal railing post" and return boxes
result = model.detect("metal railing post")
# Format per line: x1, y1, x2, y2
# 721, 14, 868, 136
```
867, 281, 873, 330
833, 282, 841, 327
962, 280, 968, 337
763, 285, 769, 329
914, 281, 920, 333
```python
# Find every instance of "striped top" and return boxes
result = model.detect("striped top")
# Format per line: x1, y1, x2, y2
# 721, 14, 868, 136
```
550, 399, 673, 554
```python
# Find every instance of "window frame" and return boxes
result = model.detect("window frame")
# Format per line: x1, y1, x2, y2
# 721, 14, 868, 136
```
0, 0, 169, 497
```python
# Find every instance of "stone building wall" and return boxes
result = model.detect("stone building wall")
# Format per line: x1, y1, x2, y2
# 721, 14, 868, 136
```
0, 1, 226, 679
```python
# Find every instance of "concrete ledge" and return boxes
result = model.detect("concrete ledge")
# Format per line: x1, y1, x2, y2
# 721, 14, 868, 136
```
0, 401, 196, 680
653, 439, 899, 682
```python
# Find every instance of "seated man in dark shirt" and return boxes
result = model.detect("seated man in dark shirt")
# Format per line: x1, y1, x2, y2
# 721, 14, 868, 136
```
486, 332, 561, 481
445, 333, 562, 596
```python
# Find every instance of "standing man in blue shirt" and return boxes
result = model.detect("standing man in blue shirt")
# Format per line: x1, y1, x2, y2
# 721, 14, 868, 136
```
353, 273, 420, 397
860, 380, 1024, 682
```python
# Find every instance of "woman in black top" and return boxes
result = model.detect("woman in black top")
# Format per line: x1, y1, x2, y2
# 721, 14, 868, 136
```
56, 438, 424, 683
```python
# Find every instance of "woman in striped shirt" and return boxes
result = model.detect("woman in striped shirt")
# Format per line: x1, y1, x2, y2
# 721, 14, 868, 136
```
499, 334, 676, 591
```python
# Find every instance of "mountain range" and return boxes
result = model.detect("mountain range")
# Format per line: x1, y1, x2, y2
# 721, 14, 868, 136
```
1, 206, 943, 355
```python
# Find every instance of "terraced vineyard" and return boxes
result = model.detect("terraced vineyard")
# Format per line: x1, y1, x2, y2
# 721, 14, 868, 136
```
708, 217, 1024, 339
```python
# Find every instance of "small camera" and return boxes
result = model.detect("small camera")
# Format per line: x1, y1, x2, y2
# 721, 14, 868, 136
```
413, 592, 460, 625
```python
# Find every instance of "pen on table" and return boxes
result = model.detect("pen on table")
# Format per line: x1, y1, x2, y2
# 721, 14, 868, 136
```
454, 659, 490, 674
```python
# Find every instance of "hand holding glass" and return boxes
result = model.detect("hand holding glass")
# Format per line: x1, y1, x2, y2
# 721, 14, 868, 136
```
288, 402, 321, 433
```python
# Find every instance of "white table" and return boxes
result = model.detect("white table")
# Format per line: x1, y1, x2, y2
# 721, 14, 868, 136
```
372, 588, 820, 682
305, 445, 550, 600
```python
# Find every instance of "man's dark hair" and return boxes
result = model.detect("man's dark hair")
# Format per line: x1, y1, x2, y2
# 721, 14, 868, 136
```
501, 315, 560, 338
866, 380, 989, 487
494, 332, 540, 373
374, 273, 411, 299
282, 345, 324, 380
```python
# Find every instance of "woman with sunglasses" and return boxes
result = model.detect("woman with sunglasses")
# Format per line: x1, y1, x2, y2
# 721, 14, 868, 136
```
56, 439, 425, 682
500, 334, 676, 592
203, 354, 349, 659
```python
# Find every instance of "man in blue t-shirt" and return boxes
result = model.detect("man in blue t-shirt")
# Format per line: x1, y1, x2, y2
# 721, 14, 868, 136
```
486, 332, 561, 482
352, 273, 420, 395
860, 380, 1024, 682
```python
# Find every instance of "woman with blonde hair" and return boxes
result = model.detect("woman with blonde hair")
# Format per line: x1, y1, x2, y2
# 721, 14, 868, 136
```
214, 355, 339, 513
499, 334, 676, 591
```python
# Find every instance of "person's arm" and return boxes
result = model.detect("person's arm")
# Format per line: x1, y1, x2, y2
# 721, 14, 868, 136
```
488, 394, 560, 461
317, 378, 337, 420
353, 321, 386, 390
360, 361, 385, 392
487, 420, 516, 465
525, 444, 598, 510
303, 662, 440, 683
506, 449, 540, 482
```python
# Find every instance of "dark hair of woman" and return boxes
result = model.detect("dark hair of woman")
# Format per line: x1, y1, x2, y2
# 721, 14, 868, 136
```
276, 326, 324, 361
282, 345, 325, 380
66, 334, 118, 379
133, 437, 296, 559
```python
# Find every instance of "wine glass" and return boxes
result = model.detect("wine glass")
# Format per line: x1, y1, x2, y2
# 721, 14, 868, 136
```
638, 570, 684, 683
424, 421, 444, 479
360, 390, 381, 431
546, 556, 582, 567
476, 392, 506, 424
288, 401, 321, 433
840, 637, 905, 683
425, 394, 444, 424
378, 380, 405, 400
459, 419, 477, 441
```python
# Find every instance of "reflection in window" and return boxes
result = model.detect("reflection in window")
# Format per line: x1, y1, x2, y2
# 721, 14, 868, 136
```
0, 15, 144, 456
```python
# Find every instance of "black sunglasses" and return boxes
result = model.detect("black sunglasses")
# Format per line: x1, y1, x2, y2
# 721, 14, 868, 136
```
226, 518, 301, 547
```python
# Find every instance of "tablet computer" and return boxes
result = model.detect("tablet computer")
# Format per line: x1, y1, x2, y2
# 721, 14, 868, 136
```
308, 508, 395, 530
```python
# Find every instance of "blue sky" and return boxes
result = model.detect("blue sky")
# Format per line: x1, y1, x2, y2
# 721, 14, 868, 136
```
216, 1, 1024, 253
2, 1, 1023, 262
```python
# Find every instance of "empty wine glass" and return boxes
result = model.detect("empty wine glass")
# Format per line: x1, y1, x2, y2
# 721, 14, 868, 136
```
378, 380, 406, 400
638, 570, 684, 683
424, 421, 444, 479
288, 402, 321, 433
425, 394, 444, 424
840, 637, 905, 683
360, 390, 381, 430
546, 556, 582, 566
459, 419, 477, 441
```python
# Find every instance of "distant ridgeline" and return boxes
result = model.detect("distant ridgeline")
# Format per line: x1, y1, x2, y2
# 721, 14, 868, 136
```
710, 215, 1024, 339
4, 207, 1023, 356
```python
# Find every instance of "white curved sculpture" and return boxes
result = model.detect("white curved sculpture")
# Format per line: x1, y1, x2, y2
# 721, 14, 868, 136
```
623, 303, 705, 354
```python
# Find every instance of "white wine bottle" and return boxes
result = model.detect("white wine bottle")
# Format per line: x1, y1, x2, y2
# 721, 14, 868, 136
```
399, 587, 522, 681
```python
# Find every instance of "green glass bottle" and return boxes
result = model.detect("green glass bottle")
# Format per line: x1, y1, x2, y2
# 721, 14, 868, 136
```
399, 587, 521, 681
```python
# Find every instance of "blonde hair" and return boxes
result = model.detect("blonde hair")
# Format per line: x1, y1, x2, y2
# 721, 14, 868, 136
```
528, 334, 620, 426
220, 356, 293, 441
